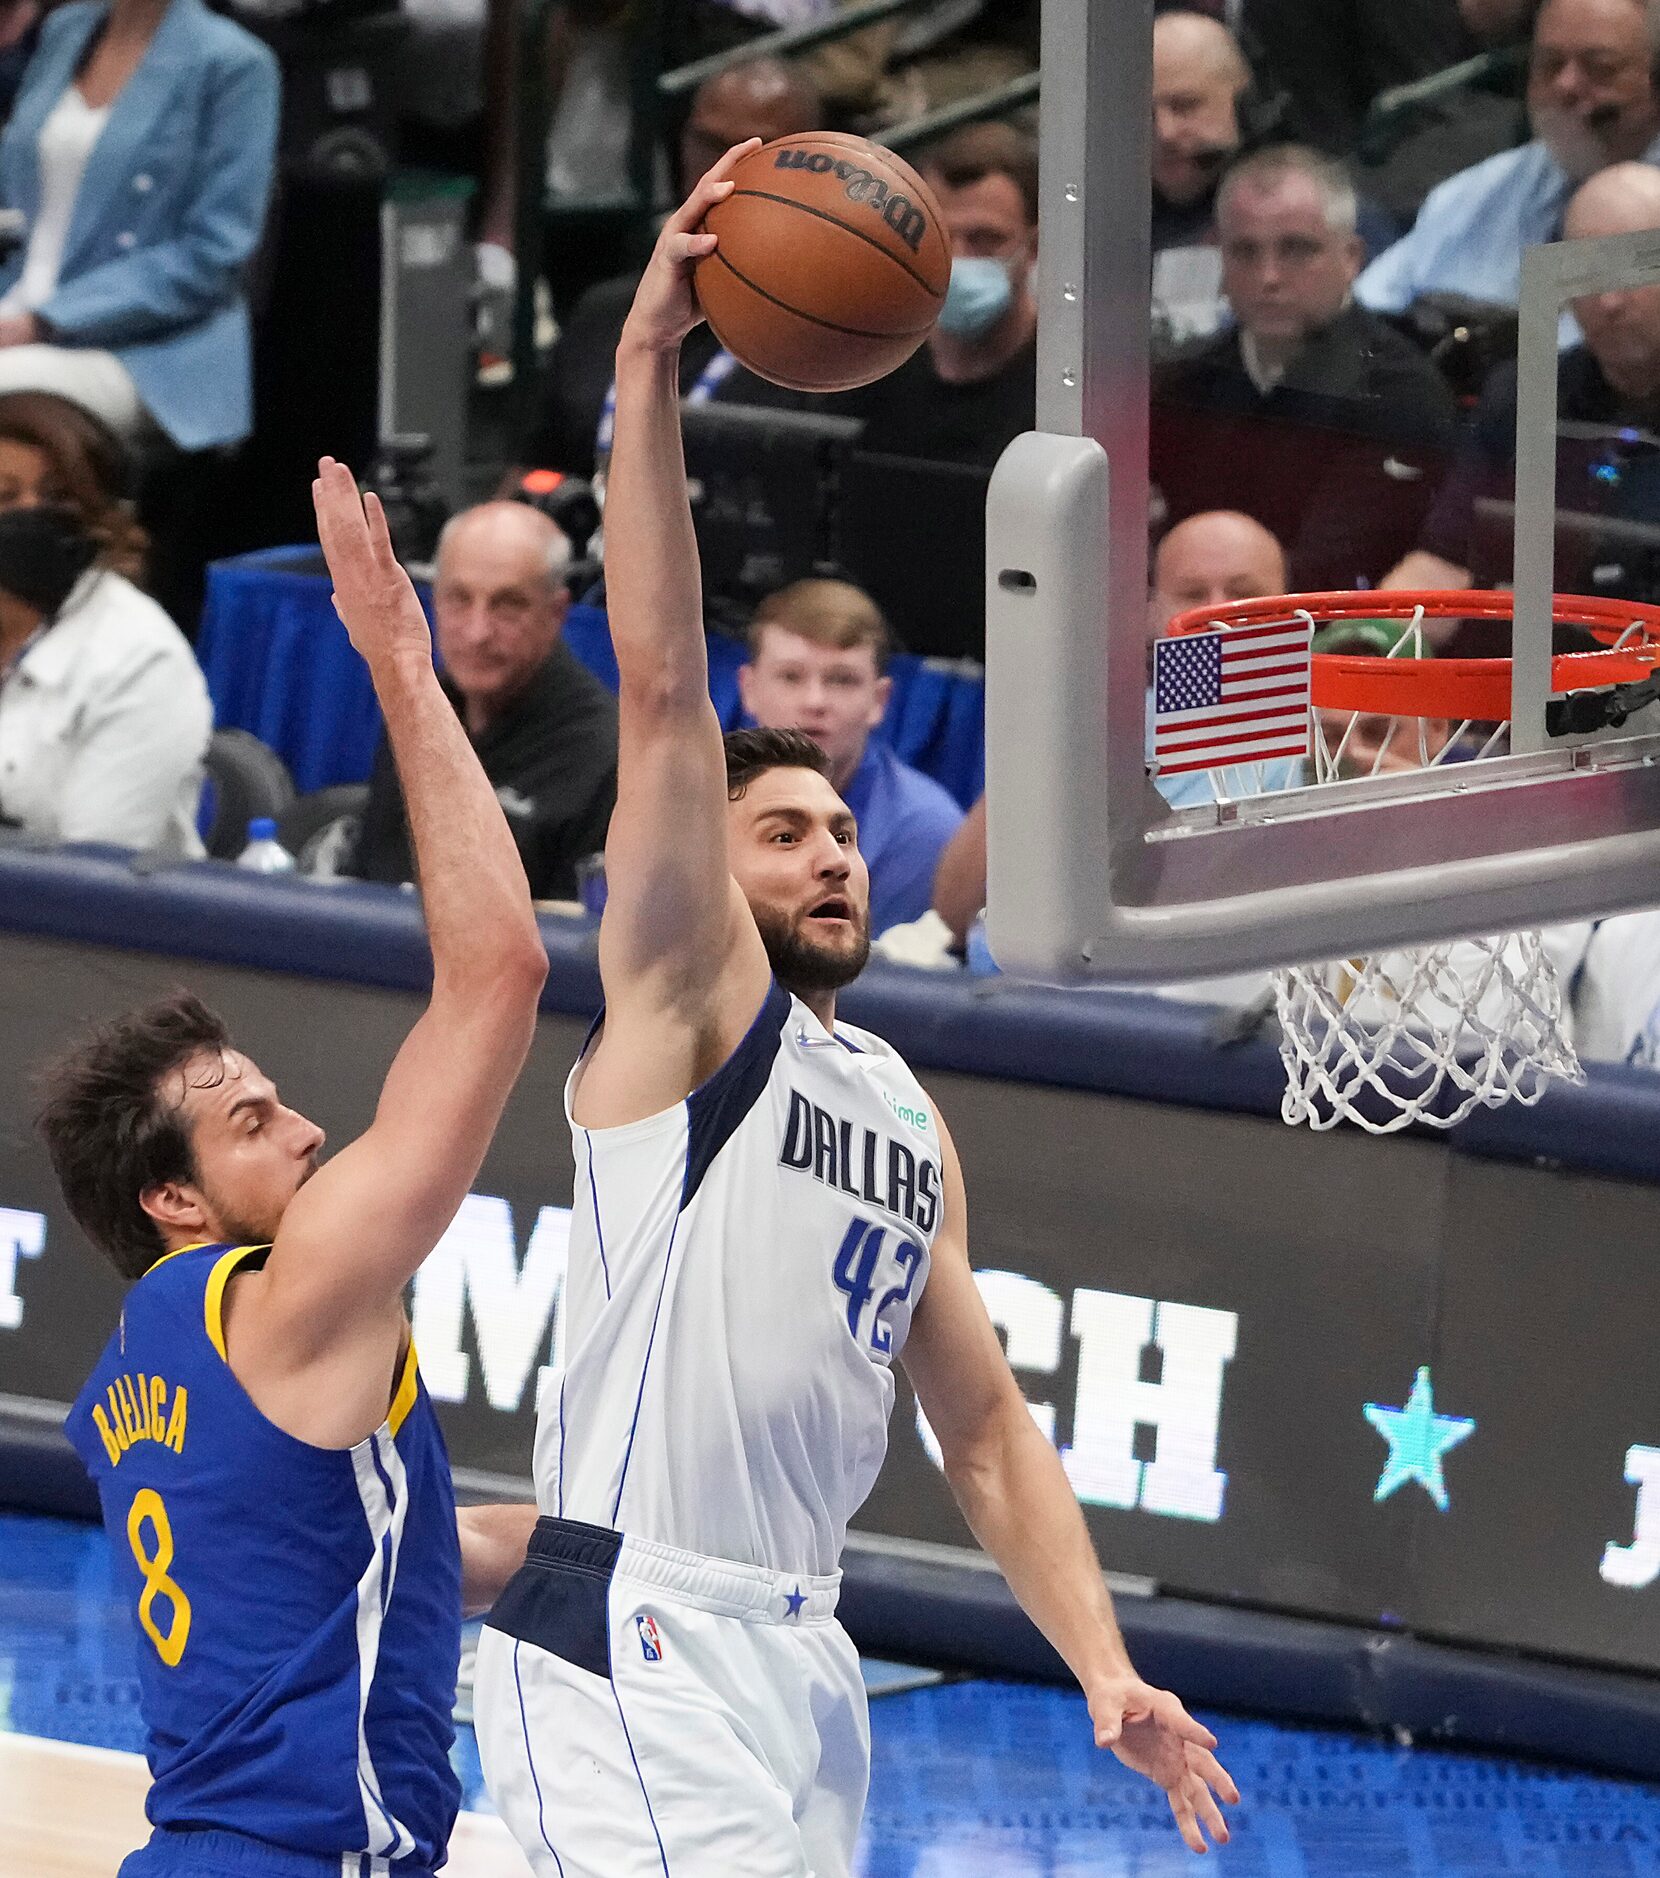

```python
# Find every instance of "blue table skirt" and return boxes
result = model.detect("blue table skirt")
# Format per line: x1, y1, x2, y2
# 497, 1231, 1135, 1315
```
197, 547, 987, 806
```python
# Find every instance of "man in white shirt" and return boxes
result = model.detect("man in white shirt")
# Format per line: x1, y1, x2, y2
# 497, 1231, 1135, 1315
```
0, 505, 210, 853
1357, 0, 1660, 320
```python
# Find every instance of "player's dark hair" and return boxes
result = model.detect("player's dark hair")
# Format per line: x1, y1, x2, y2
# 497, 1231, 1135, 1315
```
724, 726, 832, 800
918, 121, 1040, 227
34, 992, 231, 1282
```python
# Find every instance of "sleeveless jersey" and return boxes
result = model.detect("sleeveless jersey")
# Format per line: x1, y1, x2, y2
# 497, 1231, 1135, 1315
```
538, 982, 943, 1577
65, 1244, 461, 1875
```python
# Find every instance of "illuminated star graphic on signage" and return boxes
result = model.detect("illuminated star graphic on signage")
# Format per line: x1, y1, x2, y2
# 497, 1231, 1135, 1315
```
1364, 1366, 1475, 1511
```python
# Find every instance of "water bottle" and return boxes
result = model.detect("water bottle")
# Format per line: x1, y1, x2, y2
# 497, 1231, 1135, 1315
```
235, 817, 296, 875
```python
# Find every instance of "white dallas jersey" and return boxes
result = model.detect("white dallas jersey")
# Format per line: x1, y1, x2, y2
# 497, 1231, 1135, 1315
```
536, 982, 943, 1578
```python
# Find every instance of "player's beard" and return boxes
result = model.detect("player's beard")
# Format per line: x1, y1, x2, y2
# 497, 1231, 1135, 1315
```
200, 1153, 319, 1249
752, 902, 871, 994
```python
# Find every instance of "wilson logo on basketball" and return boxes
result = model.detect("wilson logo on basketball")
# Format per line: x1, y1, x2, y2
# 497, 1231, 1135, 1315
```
772, 149, 929, 253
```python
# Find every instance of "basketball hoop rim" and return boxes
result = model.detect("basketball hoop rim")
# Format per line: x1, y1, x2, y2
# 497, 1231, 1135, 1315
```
1163, 589, 1660, 722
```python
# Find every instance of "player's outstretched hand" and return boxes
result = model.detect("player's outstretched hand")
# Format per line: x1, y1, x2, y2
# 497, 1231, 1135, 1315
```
1088, 1676, 1239, 1854
620, 139, 761, 357
312, 457, 431, 669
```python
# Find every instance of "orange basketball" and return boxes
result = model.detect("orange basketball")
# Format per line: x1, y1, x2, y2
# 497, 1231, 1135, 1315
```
696, 133, 951, 394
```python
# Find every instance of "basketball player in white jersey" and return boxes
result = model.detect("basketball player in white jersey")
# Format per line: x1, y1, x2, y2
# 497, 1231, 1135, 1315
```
466, 143, 1239, 1872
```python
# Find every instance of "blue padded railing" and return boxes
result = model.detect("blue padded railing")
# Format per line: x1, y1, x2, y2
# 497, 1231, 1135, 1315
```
4, 839, 1659, 1164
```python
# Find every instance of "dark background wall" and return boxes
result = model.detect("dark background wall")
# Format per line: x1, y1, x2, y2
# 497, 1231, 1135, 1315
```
2, 928, 1658, 1678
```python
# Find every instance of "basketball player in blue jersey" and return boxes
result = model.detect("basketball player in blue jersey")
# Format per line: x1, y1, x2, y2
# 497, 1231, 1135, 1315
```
35, 460, 550, 1878
466, 145, 1239, 1873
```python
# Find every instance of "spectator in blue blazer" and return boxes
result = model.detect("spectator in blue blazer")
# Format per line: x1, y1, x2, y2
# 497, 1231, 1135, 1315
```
0, 0, 279, 450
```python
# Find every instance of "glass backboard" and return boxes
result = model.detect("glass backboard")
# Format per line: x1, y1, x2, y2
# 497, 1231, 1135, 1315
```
985, 0, 1660, 982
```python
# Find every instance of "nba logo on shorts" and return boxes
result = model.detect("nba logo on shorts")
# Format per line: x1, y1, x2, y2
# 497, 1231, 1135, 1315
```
636, 1613, 665, 1662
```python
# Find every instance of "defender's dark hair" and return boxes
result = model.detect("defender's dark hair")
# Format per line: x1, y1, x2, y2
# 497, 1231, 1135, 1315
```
724, 726, 832, 800
34, 992, 231, 1281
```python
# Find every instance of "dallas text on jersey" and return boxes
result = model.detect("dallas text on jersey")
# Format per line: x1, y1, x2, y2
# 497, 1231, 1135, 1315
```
778, 1089, 941, 1232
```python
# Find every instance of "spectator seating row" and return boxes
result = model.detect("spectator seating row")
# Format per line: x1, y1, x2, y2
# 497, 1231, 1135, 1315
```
197, 546, 988, 809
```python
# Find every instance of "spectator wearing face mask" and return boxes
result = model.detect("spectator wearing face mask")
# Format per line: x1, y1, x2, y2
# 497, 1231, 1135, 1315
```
0, 396, 209, 852
837, 122, 1037, 468
1357, 0, 1660, 322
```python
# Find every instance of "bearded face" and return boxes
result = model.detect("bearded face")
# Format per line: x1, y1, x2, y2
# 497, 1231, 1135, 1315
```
750, 894, 872, 994
726, 766, 874, 998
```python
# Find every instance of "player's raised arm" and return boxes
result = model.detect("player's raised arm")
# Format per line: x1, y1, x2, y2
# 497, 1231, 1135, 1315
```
234, 462, 547, 1442
595, 144, 770, 1039
901, 1109, 1240, 1855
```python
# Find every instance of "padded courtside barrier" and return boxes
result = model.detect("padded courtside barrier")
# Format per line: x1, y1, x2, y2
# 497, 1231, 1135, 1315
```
7, 839, 1660, 1155
839, 1536, 1660, 1782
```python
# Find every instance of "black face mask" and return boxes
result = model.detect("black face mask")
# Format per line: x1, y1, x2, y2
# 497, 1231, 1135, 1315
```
0, 505, 99, 619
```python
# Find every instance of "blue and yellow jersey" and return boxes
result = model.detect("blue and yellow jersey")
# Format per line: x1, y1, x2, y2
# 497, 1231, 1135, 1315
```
65, 1243, 462, 1875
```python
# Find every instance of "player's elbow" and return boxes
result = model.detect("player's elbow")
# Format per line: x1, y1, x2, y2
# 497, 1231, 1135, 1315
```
617, 655, 710, 726
492, 937, 551, 1004
935, 1385, 1026, 1495
439, 932, 548, 1009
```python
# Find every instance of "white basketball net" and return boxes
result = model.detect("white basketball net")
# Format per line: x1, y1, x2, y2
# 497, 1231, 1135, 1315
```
1183, 604, 1586, 1133
1274, 934, 1581, 1134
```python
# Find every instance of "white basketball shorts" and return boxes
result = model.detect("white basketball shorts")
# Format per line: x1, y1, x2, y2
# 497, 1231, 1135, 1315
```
474, 1516, 869, 1878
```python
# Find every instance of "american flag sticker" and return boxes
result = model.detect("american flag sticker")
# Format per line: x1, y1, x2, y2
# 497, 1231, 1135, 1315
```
1151, 619, 1313, 777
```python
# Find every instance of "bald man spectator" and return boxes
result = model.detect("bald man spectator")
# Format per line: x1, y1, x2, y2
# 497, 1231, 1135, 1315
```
1151, 9, 1256, 345
522, 58, 822, 476
1149, 509, 1291, 637
348, 502, 617, 899
900, 513, 1296, 984
1152, 146, 1460, 590
1147, 511, 1305, 810
922, 514, 1295, 969
1154, 11, 1254, 251
1358, 0, 1660, 322
1390, 162, 1660, 605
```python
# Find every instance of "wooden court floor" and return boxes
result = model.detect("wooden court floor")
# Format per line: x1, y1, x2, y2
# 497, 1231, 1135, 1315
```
1, 1734, 531, 1878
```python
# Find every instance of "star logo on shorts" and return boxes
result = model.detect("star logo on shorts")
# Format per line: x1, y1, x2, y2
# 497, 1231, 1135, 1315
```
783, 1585, 806, 1620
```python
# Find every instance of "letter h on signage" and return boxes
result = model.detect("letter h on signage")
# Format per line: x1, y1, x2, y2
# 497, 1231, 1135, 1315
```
917, 1275, 1236, 1524
1063, 1292, 1236, 1521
